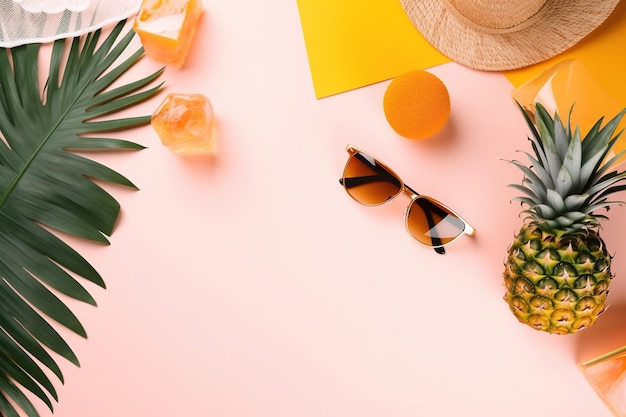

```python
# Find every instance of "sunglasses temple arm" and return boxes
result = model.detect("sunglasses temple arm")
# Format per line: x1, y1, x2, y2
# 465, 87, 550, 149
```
340, 173, 400, 189
425, 209, 445, 255
341, 154, 404, 189
339, 177, 374, 187
405, 185, 445, 254
404, 184, 446, 255
404, 184, 419, 196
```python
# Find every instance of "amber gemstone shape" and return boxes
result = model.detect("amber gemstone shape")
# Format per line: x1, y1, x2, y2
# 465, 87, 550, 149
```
151, 93, 216, 154
134, 0, 204, 68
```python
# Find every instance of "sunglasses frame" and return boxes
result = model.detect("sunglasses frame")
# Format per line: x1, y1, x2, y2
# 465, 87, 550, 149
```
340, 145, 475, 254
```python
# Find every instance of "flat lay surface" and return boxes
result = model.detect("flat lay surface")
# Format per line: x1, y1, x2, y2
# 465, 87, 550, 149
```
23, 0, 626, 416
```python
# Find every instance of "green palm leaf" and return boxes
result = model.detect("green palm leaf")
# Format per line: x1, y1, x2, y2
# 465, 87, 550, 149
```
0, 20, 163, 416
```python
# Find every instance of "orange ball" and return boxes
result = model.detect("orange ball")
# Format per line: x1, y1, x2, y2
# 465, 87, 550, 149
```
383, 70, 450, 139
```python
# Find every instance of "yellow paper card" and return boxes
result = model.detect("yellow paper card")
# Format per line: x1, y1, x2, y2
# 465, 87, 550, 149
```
296, 0, 449, 99
298, 0, 626, 104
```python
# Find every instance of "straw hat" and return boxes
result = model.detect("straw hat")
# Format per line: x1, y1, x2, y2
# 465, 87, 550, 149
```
400, 0, 621, 70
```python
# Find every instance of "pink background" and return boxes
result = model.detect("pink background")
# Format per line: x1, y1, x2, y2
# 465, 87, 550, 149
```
31, 1, 626, 416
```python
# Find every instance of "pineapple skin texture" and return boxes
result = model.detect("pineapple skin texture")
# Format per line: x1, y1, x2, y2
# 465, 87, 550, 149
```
503, 223, 611, 334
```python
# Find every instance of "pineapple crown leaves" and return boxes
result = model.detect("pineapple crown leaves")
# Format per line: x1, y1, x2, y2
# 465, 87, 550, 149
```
507, 101, 626, 234
0, 21, 163, 417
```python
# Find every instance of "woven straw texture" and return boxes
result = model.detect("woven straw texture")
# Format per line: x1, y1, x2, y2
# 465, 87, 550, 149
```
400, 0, 620, 70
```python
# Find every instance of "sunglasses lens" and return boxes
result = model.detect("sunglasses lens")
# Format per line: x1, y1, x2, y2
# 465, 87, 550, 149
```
342, 151, 402, 205
407, 197, 465, 247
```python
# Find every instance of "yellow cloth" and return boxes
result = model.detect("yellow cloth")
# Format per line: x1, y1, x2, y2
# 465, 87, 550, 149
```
297, 0, 626, 105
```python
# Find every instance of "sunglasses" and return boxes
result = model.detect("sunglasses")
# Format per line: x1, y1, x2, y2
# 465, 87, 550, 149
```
339, 145, 475, 254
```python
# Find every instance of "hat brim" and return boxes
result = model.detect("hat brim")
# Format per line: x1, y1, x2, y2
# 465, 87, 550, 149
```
400, 0, 620, 71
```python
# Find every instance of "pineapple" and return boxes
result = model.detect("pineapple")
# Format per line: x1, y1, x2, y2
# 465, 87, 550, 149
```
504, 102, 626, 334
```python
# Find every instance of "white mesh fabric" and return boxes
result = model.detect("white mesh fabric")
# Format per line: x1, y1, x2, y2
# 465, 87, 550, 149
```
1, 0, 141, 47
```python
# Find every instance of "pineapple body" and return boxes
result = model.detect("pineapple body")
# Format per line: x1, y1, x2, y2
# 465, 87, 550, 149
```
504, 224, 611, 334
503, 103, 626, 334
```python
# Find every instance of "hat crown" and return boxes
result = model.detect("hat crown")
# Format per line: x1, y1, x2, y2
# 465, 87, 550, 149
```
445, 0, 547, 31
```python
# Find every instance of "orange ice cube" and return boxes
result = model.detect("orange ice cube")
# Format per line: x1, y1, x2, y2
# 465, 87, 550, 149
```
151, 93, 216, 154
133, 0, 204, 68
